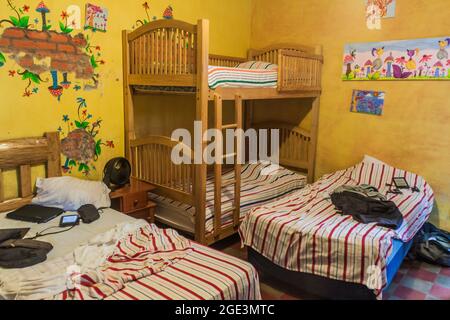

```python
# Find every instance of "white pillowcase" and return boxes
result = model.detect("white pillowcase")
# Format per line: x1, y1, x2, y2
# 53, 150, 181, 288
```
32, 176, 111, 211
363, 154, 388, 165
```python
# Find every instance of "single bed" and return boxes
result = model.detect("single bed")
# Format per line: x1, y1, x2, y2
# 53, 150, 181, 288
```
151, 162, 307, 235
0, 209, 261, 300
239, 157, 434, 300
0, 132, 261, 301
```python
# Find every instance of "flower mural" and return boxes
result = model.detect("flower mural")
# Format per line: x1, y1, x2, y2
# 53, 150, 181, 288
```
342, 37, 450, 81
134, 2, 173, 28
59, 97, 114, 176
0, 0, 106, 98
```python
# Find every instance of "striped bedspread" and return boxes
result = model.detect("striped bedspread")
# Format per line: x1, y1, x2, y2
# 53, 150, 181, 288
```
150, 162, 307, 235
208, 66, 278, 89
239, 160, 434, 299
57, 224, 261, 300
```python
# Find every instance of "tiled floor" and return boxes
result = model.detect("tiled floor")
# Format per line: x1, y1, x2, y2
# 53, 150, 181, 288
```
213, 234, 450, 300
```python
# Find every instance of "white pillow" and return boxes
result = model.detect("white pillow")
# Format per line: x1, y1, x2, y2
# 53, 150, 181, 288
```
32, 176, 111, 211
363, 155, 387, 165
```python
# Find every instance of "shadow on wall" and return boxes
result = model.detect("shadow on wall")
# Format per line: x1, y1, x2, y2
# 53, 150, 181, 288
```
429, 201, 449, 231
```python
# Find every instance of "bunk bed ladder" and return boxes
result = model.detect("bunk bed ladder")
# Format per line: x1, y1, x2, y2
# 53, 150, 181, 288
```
213, 94, 243, 238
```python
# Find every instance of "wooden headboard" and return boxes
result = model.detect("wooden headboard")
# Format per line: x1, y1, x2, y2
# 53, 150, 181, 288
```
0, 132, 61, 213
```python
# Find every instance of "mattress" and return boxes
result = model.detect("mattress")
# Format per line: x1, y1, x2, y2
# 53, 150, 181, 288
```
150, 162, 307, 235
208, 66, 278, 89
239, 160, 434, 299
0, 209, 261, 300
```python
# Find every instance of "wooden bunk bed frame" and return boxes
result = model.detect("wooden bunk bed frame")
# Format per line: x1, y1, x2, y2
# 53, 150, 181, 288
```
122, 19, 323, 245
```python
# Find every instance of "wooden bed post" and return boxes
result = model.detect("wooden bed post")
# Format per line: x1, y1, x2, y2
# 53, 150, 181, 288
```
307, 45, 323, 183
122, 30, 136, 161
194, 19, 209, 244
45, 132, 62, 178
308, 97, 320, 183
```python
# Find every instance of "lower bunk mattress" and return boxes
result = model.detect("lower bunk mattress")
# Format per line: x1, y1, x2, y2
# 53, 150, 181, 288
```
0, 209, 261, 300
150, 162, 307, 235
239, 158, 434, 299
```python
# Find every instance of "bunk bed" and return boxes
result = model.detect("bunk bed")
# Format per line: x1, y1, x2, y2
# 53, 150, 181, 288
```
122, 19, 323, 245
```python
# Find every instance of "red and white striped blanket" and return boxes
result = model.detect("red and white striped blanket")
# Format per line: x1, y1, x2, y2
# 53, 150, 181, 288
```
239, 159, 434, 299
61, 223, 192, 300
56, 224, 261, 300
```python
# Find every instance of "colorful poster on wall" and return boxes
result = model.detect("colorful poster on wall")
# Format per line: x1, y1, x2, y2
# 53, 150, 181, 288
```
85, 3, 108, 32
350, 90, 385, 116
342, 37, 450, 80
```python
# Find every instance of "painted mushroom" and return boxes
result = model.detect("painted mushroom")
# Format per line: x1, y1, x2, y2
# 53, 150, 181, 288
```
60, 72, 71, 89
433, 61, 444, 77
163, 6, 174, 19
48, 70, 63, 100
343, 51, 355, 78
36, 1, 50, 31
384, 52, 394, 77
364, 60, 373, 76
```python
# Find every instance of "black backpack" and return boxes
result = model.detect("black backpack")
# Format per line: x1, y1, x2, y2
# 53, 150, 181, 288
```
412, 223, 450, 267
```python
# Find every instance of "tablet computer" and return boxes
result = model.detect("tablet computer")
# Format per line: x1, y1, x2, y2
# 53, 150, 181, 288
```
393, 177, 410, 189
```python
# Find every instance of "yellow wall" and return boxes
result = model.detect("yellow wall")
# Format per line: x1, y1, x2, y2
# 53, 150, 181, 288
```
0, 0, 252, 198
250, 0, 450, 229
2, 0, 448, 230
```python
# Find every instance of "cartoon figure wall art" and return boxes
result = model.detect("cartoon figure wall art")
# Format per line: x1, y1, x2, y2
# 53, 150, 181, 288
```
350, 90, 385, 116
343, 37, 450, 80
0, 1, 106, 99
85, 4, 108, 32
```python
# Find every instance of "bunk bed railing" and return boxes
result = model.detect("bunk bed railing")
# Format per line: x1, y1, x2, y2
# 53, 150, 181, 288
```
278, 50, 323, 92
249, 44, 323, 93
209, 54, 246, 67
252, 121, 312, 172
130, 136, 195, 206
126, 20, 198, 87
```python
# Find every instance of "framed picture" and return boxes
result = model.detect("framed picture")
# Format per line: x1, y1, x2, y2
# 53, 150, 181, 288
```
350, 90, 385, 116
85, 4, 108, 32
365, 0, 396, 19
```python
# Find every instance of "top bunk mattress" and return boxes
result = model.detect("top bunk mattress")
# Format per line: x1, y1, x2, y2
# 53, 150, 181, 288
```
133, 63, 279, 93
208, 65, 278, 89
150, 162, 307, 235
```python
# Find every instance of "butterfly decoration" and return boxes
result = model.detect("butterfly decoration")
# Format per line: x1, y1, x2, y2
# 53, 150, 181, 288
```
392, 65, 412, 79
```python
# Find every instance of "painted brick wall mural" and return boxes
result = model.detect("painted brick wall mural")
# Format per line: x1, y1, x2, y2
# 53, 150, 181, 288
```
0, 0, 105, 99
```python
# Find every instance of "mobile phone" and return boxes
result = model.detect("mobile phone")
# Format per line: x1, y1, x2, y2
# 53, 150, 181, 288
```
59, 215, 80, 228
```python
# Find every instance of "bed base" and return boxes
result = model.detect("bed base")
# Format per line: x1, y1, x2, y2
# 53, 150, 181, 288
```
247, 238, 414, 300
248, 248, 376, 300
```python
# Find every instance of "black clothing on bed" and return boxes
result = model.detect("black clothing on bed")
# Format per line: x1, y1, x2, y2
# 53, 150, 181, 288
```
0, 229, 53, 269
330, 186, 403, 229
